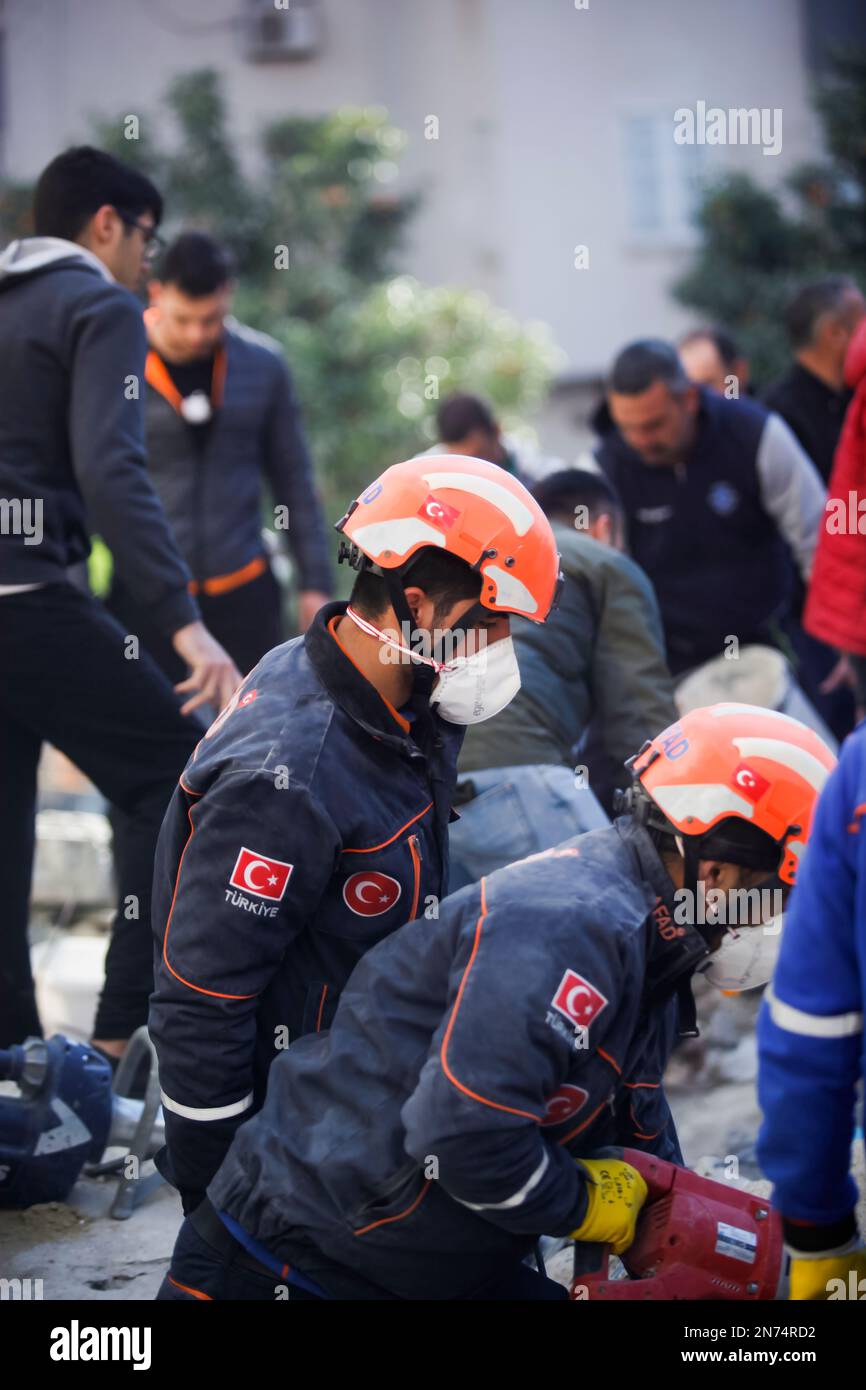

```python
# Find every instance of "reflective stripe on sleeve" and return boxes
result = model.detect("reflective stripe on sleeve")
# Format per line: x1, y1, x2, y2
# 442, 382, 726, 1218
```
160, 1089, 254, 1122
765, 984, 863, 1040
455, 1149, 550, 1212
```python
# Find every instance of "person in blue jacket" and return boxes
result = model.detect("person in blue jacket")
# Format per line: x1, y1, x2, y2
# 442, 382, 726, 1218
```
758, 722, 866, 1300
148, 454, 561, 1217
156, 703, 835, 1301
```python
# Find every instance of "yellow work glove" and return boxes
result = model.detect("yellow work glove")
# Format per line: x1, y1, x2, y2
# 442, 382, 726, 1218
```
789, 1240, 866, 1301
569, 1157, 648, 1256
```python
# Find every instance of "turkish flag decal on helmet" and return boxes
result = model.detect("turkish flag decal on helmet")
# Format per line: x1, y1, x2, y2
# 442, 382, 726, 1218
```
731, 763, 771, 803
417, 493, 460, 529
343, 871, 403, 917
229, 847, 294, 901
551, 969, 609, 1030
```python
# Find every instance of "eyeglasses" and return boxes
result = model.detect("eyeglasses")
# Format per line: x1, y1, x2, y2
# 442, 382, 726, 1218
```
116, 211, 166, 259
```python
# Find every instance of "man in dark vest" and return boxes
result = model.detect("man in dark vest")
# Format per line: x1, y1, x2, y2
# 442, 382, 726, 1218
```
763, 277, 865, 485
595, 339, 825, 679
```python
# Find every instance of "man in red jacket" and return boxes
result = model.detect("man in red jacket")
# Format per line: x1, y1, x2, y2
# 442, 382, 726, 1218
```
804, 317, 866, 711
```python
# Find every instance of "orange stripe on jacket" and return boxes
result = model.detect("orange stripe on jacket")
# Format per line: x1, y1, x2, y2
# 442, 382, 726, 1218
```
342, 801, 433, 854
326, 614, 410, 733
353, 1178, 432, 1237
440, 878, 543, 1122
557, 1098, 610, 1147
161, 798, 258, 1002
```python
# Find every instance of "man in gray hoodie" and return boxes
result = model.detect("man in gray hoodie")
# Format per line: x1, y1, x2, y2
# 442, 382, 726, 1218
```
0, 146, 240, 1053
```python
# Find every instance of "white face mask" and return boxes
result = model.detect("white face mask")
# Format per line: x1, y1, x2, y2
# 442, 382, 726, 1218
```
343, 606, 521, 726
429, 634, 522, 725
697, 913, 784, 992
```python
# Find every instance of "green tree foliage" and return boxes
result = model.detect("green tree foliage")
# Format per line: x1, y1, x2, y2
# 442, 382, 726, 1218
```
1, 70, 560, 524
673, 50, 866, 386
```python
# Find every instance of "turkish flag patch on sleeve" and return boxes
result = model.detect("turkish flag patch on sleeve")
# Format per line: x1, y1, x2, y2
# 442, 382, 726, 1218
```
229, 847, 294, 901
551, 969, 609, 1030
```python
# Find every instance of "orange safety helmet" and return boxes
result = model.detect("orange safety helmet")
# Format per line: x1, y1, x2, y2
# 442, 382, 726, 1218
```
628, 703, 837, 887
335, 454, 562, 623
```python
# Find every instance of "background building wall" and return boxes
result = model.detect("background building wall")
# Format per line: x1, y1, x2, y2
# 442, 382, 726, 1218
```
0, 0, 832, 452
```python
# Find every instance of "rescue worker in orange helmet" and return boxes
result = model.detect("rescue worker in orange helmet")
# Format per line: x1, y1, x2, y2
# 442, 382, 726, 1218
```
148, 454, 562, 1216
157, 705, 834, 1300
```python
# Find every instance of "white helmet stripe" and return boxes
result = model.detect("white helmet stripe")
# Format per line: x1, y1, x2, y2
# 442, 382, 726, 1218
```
708, 703, 805, 729
485, 564, 538, 614
651, 782, 755, 824
351, 517, 446, 557
733, 737, 831, 794
423, 470, 534, 536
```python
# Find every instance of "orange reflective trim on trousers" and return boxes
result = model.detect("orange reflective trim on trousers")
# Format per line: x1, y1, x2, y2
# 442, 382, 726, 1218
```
315, 984, 328, 1033
167, 1274, 213, 1301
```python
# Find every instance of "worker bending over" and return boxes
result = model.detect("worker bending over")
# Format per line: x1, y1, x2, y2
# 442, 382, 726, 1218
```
157, 704, 834, 1300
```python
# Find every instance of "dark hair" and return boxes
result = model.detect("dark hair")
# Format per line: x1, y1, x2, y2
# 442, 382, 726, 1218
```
436, 393, 498, 444
351, 547, 483, 623
531, 468, 621, 525
156, 231, 236, 296
608, 339, 691, 396
678, 326, 742, 369
33, 145, 163, 241
785, 277, 860, 350
698, 816, 781, 874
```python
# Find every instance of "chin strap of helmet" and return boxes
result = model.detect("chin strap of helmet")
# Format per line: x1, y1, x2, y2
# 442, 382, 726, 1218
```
615, 773, 709, 1038
337, 537, 493, 722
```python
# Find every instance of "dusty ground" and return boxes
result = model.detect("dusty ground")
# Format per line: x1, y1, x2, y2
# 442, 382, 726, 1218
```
0, 1176, 181, 1301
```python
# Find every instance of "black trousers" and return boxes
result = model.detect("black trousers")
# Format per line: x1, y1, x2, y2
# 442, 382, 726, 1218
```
0, 583, 200, 1045
107, 562, 284, 684
157, 1200, 569, 1302
157, 1199, 324, 1302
